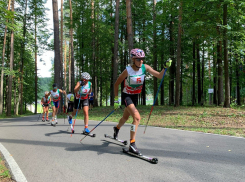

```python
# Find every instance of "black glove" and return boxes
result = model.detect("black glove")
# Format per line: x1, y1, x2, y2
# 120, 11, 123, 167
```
80, 80, 85, 86
42, 104, 45, 107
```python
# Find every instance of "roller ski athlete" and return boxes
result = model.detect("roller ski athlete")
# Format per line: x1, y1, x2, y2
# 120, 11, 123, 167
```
113, 48, 171, 159
41, 91, 51, 122
68, 72, 94, 134
47, 83, 66, 126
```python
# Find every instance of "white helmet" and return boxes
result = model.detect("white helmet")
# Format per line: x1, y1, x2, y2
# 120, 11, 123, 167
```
81, 72, 91, 80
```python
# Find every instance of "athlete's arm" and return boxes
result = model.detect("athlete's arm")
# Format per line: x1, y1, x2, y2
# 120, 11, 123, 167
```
114, 69, 128, 97
74, 81, 81, 93
88, 83, 92, 94
59, 89, 66, 95
41, 98, 44, 105
144, 64, 166, 79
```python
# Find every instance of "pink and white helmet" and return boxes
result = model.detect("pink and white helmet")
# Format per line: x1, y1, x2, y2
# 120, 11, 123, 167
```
130, 48, 145, 59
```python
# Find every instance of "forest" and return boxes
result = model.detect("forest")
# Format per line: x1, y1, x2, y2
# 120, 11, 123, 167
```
0, 0, 245, 116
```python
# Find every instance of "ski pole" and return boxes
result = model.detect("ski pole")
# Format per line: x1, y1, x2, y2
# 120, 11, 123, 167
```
70, 88, 83, 136
144, 67, 168, 134
70, 97, 81, 136
80, 109, 115, 143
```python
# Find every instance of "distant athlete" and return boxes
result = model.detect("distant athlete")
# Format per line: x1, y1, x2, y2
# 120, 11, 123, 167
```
68, 72, 92, 134
47, 83, 66, 126
41, 91, 51, 122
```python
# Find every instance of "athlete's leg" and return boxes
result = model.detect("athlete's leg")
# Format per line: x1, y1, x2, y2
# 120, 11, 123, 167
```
83, 106, 89, 127
117, 108, 130, 128
126, 104, 140, 141
42, 106, 45, 121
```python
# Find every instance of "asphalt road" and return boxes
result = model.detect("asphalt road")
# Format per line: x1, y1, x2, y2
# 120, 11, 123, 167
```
0, 114, 245, 182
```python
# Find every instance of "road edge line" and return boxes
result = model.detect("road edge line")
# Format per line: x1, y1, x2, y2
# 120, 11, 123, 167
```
0, 143, 27, 182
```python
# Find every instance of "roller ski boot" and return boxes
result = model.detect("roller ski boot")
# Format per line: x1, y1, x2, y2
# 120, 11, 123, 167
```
51, 120, 56, 127
46, 117, 49, 122
123, 142, 158, 164
82, 128, 96, 137
113, 126, 119, 139
104, 126, 127, 145
129, 142, 141, 156
42, 117, 45, 122
68, 115, 72, 124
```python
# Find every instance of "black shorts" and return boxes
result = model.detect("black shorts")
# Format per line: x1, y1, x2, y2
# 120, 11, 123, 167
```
89, 100, 94, 105
121, 92, 139, 107
67, 102, 74, 112
74, 98, 89, 109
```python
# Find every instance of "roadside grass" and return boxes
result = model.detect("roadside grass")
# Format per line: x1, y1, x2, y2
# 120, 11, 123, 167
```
61, 105, 245, 138
0, 155, 12, 182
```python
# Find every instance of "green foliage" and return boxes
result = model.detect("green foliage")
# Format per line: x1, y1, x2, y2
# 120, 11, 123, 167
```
38, 77, 52, 99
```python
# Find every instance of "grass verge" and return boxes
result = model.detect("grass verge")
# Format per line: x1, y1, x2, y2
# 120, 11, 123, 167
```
0, 154, 13, 182
59, 105, 245, 138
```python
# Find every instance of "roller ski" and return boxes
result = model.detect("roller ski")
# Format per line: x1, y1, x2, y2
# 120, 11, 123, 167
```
104, 134, 127, 145
81, 128, 96, 138
122, 142, 158, 164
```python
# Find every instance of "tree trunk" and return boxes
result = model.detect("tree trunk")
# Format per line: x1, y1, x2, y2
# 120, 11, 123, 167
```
153, 0, 158, 106
53, 0, 62, 112
217, 36, 223, 106
197, 43, 201, 104
113, 0, 120, 104
0, 0, 11, 115
223, 3, 230, 108
175, 0, 182, 107
64, 40, 67, 97
213, 43, 217, 105
7, 0, 15, 117
35, 4, 38, 114
236, 57, 240, 105
19, 0, 28, 115
126, 0, 133, 64
169, 16, 175, 105
192, 41, 196, 106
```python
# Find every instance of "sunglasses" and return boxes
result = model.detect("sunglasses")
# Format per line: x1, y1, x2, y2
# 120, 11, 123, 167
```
135, 58, 144, 62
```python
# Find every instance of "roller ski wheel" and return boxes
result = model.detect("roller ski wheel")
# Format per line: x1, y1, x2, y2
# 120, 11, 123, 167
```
82, 132, 96, 138
51, 122, 56, 127
71, 130, 75, 134
104, 134, 128, 145
122, 148, 158, 164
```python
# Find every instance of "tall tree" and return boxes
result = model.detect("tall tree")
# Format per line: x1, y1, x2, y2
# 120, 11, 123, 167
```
19, 0, 28, 115
7, 0, 15, 116
175, 0, 182, 107
52, 0, 63, 112
126, 0, 133, 64
0, 0, 11, 115
152, 0, 158, 105
113, 0, 120, 103
223, 2, 230, 108
69, 0, 74, 93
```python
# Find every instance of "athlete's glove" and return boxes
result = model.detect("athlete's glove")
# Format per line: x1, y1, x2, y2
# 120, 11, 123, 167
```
42, 104, 45, 107
163, 59, 172, 68
80, 80, 85, 86
114, 96, 120, 110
